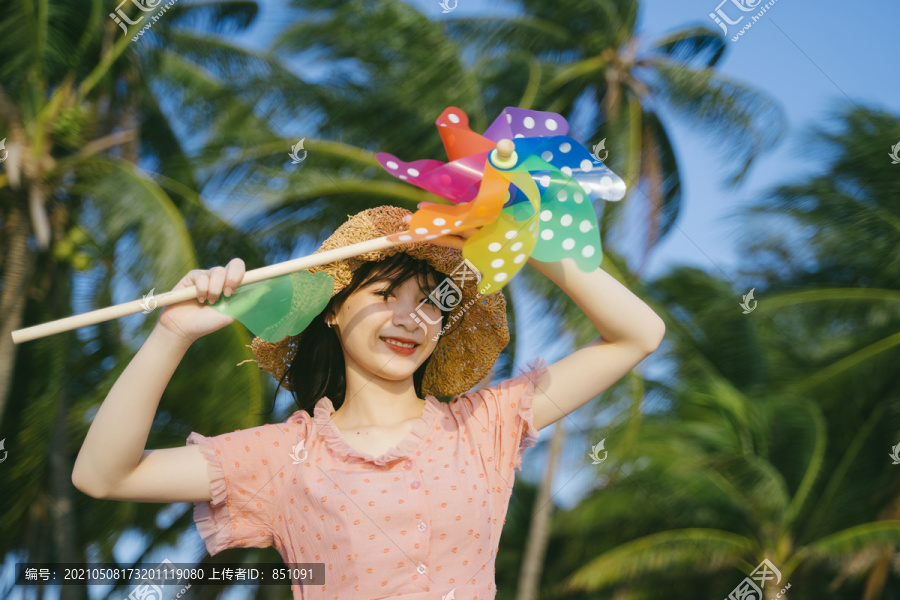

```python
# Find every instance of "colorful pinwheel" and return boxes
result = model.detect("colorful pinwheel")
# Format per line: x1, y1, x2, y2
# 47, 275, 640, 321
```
376, 106, 626, 295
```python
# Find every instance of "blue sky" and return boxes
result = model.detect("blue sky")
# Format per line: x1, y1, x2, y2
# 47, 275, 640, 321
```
9, 0, 897, 597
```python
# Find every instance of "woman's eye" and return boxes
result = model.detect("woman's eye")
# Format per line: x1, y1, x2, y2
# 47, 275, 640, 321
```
373, 289, 438, 306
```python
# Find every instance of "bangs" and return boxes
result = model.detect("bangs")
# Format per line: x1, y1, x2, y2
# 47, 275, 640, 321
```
353, 253, 444, 299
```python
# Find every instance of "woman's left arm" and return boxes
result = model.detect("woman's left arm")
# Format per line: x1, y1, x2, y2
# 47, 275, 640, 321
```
526, 256, 666, 431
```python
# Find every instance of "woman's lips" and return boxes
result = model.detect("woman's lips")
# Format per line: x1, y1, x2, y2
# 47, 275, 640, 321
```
381, 337, 419, 355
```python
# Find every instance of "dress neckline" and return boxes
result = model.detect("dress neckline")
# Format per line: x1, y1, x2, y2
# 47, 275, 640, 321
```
311, 394, 443, 465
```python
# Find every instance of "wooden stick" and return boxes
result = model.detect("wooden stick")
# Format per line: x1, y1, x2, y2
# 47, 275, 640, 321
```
11, 233, 400, 344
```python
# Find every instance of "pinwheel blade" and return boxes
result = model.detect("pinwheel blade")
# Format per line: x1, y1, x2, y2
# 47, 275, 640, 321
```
376, 106, 629, 293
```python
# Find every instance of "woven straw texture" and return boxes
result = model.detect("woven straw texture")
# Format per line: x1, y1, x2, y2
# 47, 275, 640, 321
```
248, 205, 510, 397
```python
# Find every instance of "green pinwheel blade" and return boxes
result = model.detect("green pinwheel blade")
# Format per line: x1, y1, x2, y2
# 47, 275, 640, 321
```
209, 270, 335, 342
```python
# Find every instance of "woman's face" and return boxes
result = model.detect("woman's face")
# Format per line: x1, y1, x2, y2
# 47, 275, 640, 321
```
330, 273, 444, 386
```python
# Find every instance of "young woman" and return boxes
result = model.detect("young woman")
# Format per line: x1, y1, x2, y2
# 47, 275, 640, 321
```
72, 206, 665, 599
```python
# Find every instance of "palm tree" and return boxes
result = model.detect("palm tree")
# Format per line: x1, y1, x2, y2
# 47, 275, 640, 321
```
0, 0, 271, 424
0, 1, 313, 598
447, 0, 786, 272
534, 105, 900, 598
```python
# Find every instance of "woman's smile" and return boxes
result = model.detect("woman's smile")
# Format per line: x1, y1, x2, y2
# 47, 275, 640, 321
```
380, 336, 420, 355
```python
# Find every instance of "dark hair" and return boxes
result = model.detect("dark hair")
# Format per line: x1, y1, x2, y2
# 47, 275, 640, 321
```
274, 252, 451, 415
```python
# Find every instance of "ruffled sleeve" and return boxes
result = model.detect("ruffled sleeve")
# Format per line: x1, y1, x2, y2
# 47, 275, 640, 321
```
449, 357, 549, 485
186, 417, 307, 555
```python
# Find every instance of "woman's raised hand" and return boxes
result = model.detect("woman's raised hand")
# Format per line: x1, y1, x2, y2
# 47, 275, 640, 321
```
156, 258, 246, 344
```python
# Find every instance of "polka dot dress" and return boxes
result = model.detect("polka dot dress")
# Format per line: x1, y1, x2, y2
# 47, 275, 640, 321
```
187, 357, 548, 600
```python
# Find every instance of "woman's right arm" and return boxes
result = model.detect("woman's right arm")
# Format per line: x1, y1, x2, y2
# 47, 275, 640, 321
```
71, 259, 246, 503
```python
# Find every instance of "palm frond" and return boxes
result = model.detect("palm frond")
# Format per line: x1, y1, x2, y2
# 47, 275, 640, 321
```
646, 25, 726, 68
649, 61, 786, 186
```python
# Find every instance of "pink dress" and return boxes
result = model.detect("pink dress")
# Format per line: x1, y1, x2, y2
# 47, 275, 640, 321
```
186, 357, 548, 600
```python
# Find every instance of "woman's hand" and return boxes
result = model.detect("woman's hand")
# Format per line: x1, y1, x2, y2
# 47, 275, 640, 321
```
402, 214, 477, 250
156, 258, 246, 345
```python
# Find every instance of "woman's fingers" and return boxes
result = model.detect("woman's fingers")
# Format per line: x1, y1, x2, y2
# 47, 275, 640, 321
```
224, 258, 245, 296
431, 234, 466, 250
172, 259, 246, 304
207, 266, 227, 304
192, 271, 210, 303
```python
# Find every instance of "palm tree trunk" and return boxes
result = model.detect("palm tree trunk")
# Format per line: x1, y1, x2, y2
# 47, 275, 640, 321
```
515, 419, 566, 600
0, 200, 36, 428
50, 367, 82, 600
49, 327, 81, 599
45, 202, 82, 599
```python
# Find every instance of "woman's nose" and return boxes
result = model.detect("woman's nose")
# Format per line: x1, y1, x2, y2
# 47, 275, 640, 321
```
394, 294, 435, 330
394, 301, 421, 328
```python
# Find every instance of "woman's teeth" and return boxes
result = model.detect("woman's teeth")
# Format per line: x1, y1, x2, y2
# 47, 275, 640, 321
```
383, 338, 417, 348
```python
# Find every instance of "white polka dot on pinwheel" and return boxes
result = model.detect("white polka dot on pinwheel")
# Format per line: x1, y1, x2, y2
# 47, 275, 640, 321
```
562, 238, 575, 250
491, 258, 504, 268
557, 190, 567, 202
541, 151, 553, 162
559, 142, 571, 153
579, 220, 592, 233
540, 210, 552, 221
386, 161, 399, 170
488, 242, 502, 252
504, 230, 517, 239
408, 168, 420, 176
540, 229, 554, 240
561, 214, 572, 227
494, 272, 508, 282
513, 253, 527, 264
448, 113, 460, 123
539, 175, 551, 187
582, 246, 595, 257
433, 217, 446, 226
545, 118, 558, 131
523, 117, 535, 129
598, 176, 613, 195
511, 241, 523, 251
415, 227, 428, 235
580, 160, 593, 172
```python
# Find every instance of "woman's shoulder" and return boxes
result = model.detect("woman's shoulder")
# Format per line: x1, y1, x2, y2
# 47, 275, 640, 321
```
206, 407, 314, 443
284, 407, 314, 429
448, 357, 549, 402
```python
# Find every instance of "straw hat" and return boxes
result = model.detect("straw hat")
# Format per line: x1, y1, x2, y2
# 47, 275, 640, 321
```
248, 205, 510, 397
